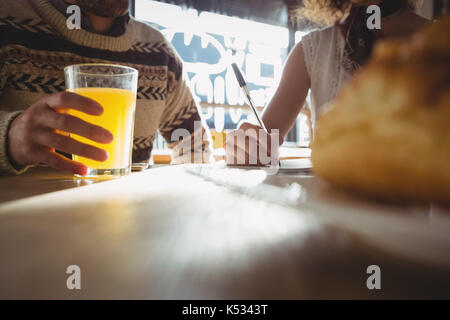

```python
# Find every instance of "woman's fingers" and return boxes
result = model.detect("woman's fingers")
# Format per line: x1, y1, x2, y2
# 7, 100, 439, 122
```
239, 123, 273, 155
226, 130, 268, 165
239, 122, 261, 132
225, 122, 279, 166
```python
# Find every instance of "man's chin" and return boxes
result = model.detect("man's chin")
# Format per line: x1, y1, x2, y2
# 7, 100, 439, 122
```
76, 0, 130, 18
350, 0, 383, 6
94, 11, 129, 18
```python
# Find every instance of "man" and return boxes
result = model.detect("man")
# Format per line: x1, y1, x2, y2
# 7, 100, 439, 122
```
0, 0, 212, 175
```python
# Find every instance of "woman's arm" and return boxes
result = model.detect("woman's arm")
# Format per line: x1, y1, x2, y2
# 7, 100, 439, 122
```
262, 42, 311, 141
225, 41, 311, 166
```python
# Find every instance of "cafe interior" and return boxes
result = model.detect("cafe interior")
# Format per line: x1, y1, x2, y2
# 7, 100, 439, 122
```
0, 0, 449, 300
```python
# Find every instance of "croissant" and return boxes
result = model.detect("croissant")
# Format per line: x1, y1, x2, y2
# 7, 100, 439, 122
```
311, 15, 450, 204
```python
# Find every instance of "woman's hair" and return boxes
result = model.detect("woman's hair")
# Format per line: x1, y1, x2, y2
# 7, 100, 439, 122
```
297, 0, 423, 26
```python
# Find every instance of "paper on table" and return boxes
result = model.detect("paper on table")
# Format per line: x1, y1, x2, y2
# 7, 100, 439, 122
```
218, 158, 312, 173
278, 158, 313, 174
279, 147, 311, 160
212, 147, 311, 162
152, 147, 313, 172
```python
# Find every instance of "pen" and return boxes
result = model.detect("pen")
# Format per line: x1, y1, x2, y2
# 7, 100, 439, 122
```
231, 63, 280, 167
231, 63, 268, 133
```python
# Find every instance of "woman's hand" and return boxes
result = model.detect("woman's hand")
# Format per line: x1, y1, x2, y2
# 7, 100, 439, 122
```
225, 122, 280, 166
7, 92, 114, 175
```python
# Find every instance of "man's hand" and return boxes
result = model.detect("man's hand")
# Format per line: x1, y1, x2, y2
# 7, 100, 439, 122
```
225, 122, 280, 166
7, 92, 114, 175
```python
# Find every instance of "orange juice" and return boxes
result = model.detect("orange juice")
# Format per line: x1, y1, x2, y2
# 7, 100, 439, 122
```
68, 87, 136, 173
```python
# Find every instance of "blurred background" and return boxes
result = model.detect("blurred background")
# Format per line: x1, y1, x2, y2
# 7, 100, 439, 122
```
129, 0, 449, 152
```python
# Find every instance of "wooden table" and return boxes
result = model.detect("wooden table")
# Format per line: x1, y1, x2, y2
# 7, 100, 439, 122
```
0, 164, 449, 299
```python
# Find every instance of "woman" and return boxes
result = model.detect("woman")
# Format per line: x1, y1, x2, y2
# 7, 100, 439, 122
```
225, 0, 430, 165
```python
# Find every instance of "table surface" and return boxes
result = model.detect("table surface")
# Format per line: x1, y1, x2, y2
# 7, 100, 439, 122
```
1, 163, 450, 299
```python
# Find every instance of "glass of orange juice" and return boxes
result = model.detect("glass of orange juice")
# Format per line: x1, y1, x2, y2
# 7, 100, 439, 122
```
64, 64, 138, 177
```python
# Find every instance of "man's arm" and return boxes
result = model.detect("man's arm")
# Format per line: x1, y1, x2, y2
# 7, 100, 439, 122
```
0, 44, 27, 174
0, 110, 29, 174
158, 51, 213, 164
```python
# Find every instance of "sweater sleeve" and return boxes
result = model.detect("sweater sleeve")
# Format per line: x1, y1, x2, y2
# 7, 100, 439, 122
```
0, 44, 30, 175
158, 46, 213, 164
0, 111, 29, 175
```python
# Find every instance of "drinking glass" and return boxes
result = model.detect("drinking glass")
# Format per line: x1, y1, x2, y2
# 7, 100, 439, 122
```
64, 64, 138, 177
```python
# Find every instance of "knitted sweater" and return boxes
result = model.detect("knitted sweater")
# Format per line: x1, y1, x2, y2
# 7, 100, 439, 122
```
0, 0, 212, 174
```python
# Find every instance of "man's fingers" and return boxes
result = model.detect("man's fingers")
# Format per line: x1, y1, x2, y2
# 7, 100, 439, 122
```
35, 130, 109, 162
43, 111, 113, 144
36, 148, 88, 176
43, 92, 103, 116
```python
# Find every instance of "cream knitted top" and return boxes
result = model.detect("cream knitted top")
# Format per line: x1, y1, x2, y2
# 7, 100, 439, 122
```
302, 26, 353, 124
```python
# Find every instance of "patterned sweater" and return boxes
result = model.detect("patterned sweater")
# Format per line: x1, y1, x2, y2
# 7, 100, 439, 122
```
0, 0, 212, 174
